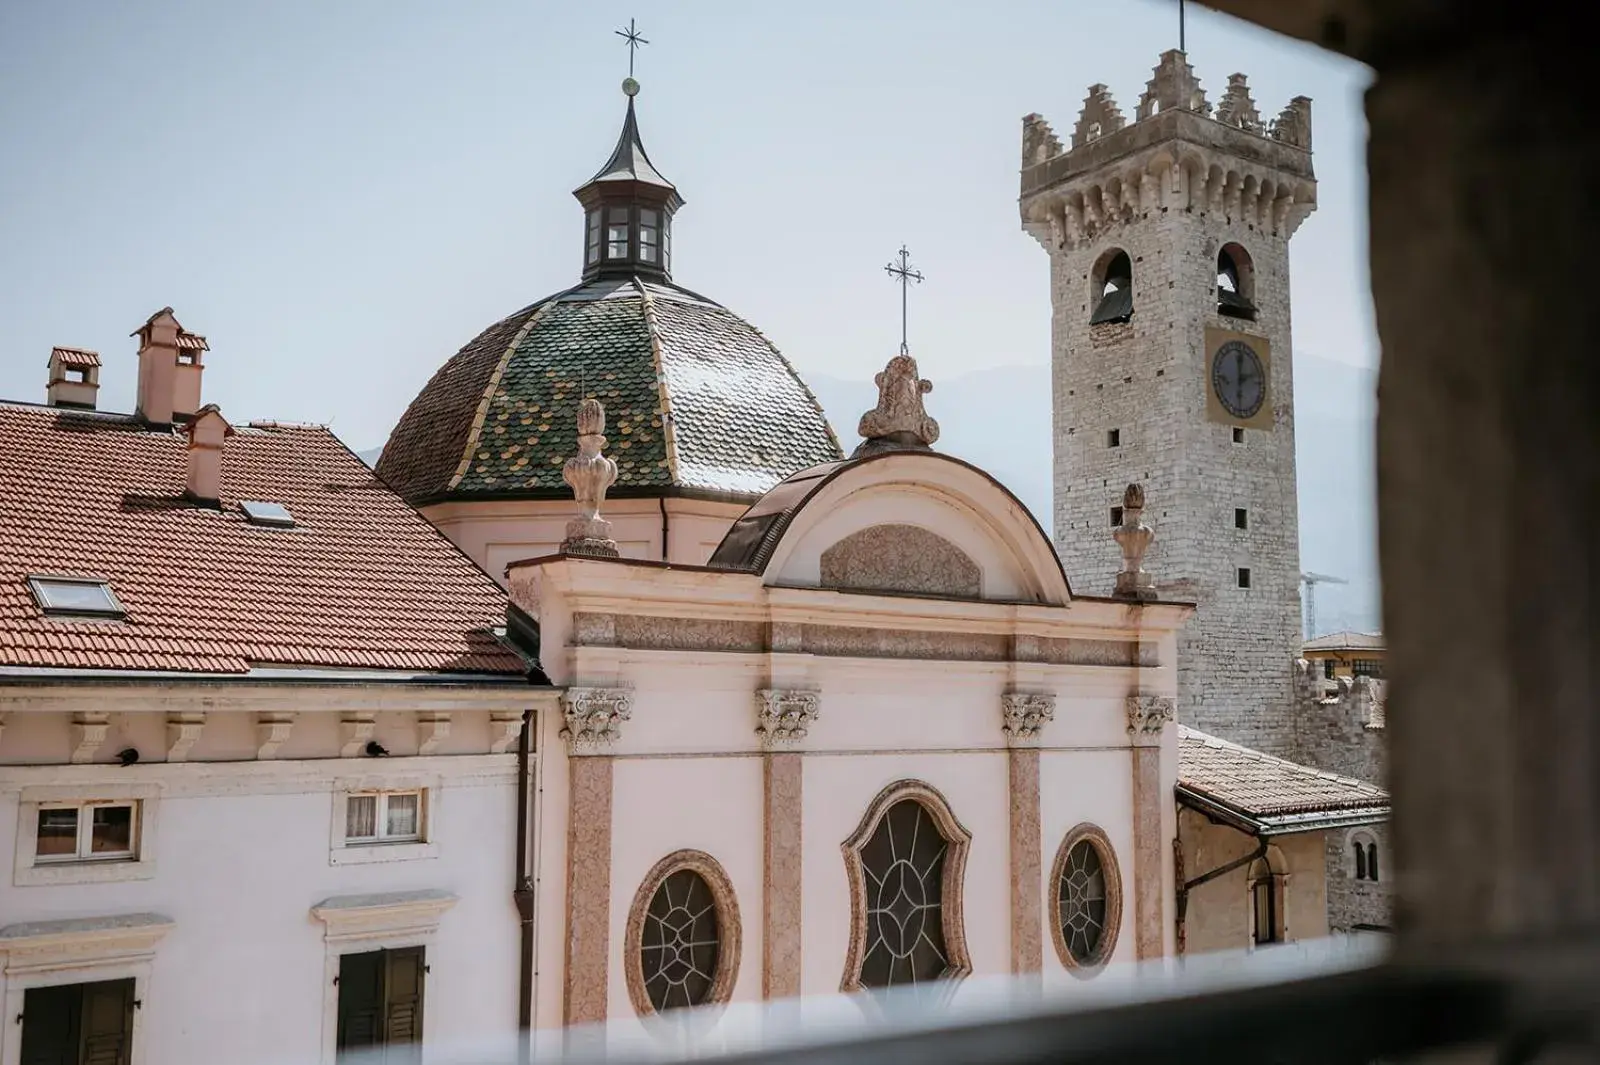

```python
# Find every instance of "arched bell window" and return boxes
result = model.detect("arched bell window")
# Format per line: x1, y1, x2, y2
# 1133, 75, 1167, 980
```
1090, 249, 1134, 324
840, 780, 972, 992
1217, 243, 1257, 320
1350, 830, 1381, 883
624, 850, 742, 1016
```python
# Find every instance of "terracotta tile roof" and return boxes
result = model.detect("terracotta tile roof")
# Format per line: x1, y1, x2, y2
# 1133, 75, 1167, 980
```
175, 332, 209, 352
1177, 726, 1388, 833
1302, 630, 1384, 652
0, 402, 523, 676
377, 277, 842, 504
50, 347, 102, 369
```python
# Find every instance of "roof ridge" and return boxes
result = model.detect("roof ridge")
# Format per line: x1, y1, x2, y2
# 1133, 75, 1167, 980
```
446, 295, 569, 492
635, 279, 681, 486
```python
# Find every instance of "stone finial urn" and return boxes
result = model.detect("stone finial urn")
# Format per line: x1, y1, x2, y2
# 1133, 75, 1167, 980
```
1113, 482, 1156, 600
561, 398, 620, 557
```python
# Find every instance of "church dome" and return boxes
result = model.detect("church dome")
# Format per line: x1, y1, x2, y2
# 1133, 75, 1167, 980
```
378, 86, 842, 505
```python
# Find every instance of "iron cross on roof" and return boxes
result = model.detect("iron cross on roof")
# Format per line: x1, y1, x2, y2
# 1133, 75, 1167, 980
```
615, 18, 648, 80
884, 245, 925, 355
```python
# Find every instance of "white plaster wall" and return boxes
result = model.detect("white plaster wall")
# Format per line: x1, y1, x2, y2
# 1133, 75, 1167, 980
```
1038, 748, 1139, 972
606, 756, 765, 1022
0, 755, 520, 1064
1178, 809, 1330, 954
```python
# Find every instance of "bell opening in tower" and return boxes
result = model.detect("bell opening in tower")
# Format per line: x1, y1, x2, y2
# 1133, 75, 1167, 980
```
1217, 244, 1258, 321
1090, 249, 1134, 325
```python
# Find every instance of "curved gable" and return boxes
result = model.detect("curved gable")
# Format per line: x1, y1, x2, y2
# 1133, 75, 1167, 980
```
710, 451, 1070, 605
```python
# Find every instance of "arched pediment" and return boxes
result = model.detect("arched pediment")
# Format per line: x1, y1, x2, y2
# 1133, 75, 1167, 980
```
707, 451, 1071, 606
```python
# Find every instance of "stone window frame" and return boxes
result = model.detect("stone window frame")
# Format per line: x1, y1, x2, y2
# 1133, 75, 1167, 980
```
622, 849, 743, 1019
1347, 828, 1382, 883
1247, 846, 1291, 947
839, 780, 973, 993
1048, 823, 1125, 976
13, 782, 161, 887
328, 771, 440, 867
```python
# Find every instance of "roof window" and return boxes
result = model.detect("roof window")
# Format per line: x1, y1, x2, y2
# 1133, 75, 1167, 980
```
240, 500, 296, 528
28, 577, 125, 619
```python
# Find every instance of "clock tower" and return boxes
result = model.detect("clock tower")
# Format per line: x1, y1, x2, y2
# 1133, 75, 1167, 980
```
1019, 51, 1317, 756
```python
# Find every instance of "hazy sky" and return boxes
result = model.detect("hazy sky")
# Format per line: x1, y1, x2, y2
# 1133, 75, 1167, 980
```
0, 1, 1375, 451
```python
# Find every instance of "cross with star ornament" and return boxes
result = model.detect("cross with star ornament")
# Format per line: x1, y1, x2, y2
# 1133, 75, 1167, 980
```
884, 245, 925, 355
615, 18, 648, 80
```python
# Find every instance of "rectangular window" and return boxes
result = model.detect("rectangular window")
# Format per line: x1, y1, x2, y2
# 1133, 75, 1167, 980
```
1252, 879, 1280, 945
1106, 428, 1121, 448
605, 206, 630, 259
1233, 427, 1245, 444
27, 576, 124, 618
338, 947, 425, 1061
638, 208, 659, 264
1352, 659, 1384, 678
585, 210, 601, 265
1110, 505, 1124, 527
1324, 658, 1336, 679
1237, 567, 1252, 589
20, 978, 135, 1065
346, 791, 424, 845
34, 802, 137, 863
1235, 508, 1249, 529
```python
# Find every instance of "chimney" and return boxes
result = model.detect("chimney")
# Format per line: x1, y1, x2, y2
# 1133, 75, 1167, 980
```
133, 307, 209, 424
46, 347, 102, 409
184, 404, 234, 504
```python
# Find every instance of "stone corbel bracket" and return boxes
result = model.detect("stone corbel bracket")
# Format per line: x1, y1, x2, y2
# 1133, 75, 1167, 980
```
561, 688, 632, 753
70, 711, 110, 764
755, 689, 820, 749
256, 711, 296, 759
1001, 693, 1057, 747
489, 711, 526, 755
416, 711, 452, 756
339, 713, 377, 758
1126, 694, 1176, 740
165, 711, 206, 762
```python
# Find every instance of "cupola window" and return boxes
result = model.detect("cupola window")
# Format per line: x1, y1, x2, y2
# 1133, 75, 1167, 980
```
1217, 244, 1258, 320
1090, 249, 1134, 324
573, 83, 685, 280
585, 210, 602, 265
639, 209, 661, 264
605, 207, 631, 260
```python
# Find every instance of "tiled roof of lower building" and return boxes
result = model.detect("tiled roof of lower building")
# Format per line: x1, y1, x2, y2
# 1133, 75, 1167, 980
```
376, 277, 842, 504
0, 402, 524, 676
1177, 725, 1389, 834
1302, 630, 1385, 652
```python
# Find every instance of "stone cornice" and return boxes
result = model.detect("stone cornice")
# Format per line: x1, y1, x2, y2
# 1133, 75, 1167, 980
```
0, 755, 517, 798
0, 912, 175, 975
310, 889, 458, 945
0, 680, 558, 716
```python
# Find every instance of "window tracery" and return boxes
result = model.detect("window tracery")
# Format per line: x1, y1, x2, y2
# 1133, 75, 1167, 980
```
1050, 824, 1123, 973
624, 850, 741, 1016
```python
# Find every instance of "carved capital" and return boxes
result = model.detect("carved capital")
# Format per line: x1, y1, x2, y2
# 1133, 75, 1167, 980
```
1126, 695, 1176, 737
165, 711, 206, 762
561, 688, 632, 752
1001, 693, 1056, 746
256, 711, 296, 759
755, 690, 820, 749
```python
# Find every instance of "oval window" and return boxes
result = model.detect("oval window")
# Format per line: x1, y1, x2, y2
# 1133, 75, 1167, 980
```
641, 868, 721, 1011
1051, 825, 1122, 972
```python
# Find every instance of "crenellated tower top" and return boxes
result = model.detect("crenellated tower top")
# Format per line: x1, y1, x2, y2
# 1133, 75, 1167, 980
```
1019, 50, 1316, 253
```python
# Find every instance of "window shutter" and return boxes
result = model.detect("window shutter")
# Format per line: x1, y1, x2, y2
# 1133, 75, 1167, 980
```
337, 951, 385, 1053
78, 980, 134, 1065
383, 946, 426, 1056
20, 984, 80, 1065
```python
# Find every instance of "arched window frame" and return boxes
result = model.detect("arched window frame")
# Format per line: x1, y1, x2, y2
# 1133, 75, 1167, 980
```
1049, 823, 1125, 976
840, 780, 973, 993
1348, 830, 1382, 883
1216, 242, 1258, 320
1247, 848, 1288, 947
1089, 248, 1134, 325
623, 849, 743, 1018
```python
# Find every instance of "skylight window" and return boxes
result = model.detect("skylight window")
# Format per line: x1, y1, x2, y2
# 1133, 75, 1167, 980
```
240, 500, 296, 528
28, 577, 125, 618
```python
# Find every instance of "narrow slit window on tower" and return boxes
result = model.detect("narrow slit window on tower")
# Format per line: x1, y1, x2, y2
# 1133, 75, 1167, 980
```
1090, 250, 1134, 324
1110, 506, 1124, 527
605, 207, 630, 260
1107, 428, 1121, 448
638, 208, 660, 264
1235, 508, 1249, 530
1237, 567, 1252, 589
1217, 244, 1258, 320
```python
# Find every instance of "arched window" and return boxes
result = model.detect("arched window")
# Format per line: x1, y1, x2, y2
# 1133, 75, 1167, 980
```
1353, 840, 1368, 880
1350, 831, 1381, 882
1248, 853, 1285, 945
841, 781, 972, 992
1050, 824, 1124, 974
1090, 249, 1134, 325
1217, 243, 1257, 320
1367, 843, 1380, 881
624, 850, 742, 1016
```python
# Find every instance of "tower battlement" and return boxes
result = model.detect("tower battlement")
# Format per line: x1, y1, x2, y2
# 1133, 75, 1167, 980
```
1021, 51, 1316, 252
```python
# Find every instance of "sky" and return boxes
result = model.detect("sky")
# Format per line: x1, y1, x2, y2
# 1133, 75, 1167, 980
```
0, 0, 1376, 452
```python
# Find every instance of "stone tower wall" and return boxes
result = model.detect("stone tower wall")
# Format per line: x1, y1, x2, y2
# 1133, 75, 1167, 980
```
1022, 54, 1317, 757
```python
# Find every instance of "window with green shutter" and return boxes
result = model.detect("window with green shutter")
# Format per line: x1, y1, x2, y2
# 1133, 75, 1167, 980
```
20, 979, 133, 1065
337, 947, 425, 1062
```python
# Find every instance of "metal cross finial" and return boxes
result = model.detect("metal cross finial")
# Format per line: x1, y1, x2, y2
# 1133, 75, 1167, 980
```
615, 18, 649, 79
884, 245, 925, 355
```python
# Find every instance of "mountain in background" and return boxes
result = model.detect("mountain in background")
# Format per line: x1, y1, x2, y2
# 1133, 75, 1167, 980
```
358, 352, 1379, 636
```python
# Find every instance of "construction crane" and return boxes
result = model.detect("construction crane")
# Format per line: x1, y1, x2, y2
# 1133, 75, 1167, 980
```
1301, 571, 1349, 639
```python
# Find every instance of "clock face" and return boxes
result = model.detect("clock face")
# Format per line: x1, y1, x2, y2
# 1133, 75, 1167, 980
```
1211, 339, 1266, 420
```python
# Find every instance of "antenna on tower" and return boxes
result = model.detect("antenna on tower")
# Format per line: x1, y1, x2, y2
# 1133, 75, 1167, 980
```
1301, 571, 1349, 639
1179, 0, 1186, 53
